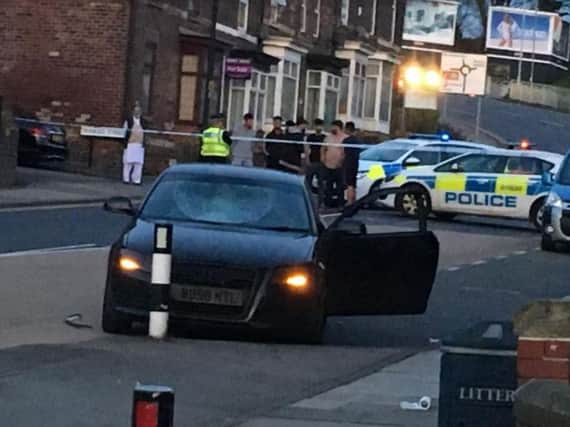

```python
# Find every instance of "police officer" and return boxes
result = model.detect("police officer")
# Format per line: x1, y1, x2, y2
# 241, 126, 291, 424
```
200, 113, 233, 164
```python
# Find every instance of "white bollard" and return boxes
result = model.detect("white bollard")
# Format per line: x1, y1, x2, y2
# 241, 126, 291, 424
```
149, 224, 173, 339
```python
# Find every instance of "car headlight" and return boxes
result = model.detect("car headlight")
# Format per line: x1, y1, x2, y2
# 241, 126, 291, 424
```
272, 264, 315, 292
546, 192, 563, 208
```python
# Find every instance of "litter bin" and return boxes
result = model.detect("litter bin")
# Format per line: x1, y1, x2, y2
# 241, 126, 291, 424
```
438, 321, 518, 427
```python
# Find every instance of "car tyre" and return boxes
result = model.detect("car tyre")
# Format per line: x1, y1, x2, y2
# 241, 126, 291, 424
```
530, 198, 546, 231
396, 184, 432, 217
101, 282, 133, 334
541, 234, 558, 252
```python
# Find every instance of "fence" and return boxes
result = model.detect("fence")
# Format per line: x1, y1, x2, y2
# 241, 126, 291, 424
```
486, 78, 570, 113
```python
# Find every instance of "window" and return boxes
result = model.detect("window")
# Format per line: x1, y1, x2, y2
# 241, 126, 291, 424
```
228, 70, 268, 131
142, 43, 156, 115
265, 71, 277, 122
305, 70, 340, 125
314, 0, 321, 37
364, 62, 380, 119
238, 0, 249, 32
339, 69, 349, 115
178, 54, 200, 122
416, 9, 424, 22
351, 63, 366, 118
436, 155, 506, 174
300, 0, 307, 33
504, 157, 545, 175
341, 0, 349, 25
270, 0, 286, 24
281, 59, 299, 121
406, 149, 441, 166
379, 63, 393, 123
141, 175, 310, 232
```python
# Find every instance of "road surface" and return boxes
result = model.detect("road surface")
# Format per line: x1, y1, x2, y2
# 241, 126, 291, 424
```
0, 204, 567, 426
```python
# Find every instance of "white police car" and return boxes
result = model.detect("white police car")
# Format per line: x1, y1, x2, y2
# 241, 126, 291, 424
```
379, 148, 564, 229
356, 135, 491, 204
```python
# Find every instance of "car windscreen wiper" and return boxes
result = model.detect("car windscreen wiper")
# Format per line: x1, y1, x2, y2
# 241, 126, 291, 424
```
249, 225, 309, 233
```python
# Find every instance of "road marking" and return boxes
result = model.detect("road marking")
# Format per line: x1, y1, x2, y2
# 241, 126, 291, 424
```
471, 260, 487, 266
513, 250, 527, 255
447, 266, 461, 272
534, 247, 541, 251
0, 243, 99, 258
0, 202, 104, 213
495, 255, 508, 260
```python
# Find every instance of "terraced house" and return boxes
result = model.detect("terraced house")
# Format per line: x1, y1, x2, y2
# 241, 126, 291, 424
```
1, 0, 403, 136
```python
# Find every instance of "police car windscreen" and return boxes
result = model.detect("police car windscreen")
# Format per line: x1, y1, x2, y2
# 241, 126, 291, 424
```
140, 174, 311, 232
360, 142, 416, 162
559, 160, 570, 185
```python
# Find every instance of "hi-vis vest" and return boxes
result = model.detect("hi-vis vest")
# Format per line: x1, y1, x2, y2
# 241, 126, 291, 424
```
201, 127, 230, 158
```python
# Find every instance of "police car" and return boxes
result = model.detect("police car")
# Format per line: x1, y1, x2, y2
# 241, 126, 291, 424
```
356, 135, 491, 205
379, 148, 564, 229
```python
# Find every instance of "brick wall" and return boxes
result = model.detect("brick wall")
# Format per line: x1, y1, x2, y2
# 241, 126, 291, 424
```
0, 0, 130, 126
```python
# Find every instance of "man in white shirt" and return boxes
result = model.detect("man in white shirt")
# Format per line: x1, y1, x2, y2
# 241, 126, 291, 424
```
123, 103, 146, 185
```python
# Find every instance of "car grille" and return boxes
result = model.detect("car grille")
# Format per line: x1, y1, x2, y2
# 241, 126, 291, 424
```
561, 211, 570, 237
170, 262, 262, 320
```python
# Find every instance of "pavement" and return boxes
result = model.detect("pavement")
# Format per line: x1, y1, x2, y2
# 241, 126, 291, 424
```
0, 167, 153, 209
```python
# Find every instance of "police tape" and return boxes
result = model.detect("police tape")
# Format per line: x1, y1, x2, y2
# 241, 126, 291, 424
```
15, 117, 372, 150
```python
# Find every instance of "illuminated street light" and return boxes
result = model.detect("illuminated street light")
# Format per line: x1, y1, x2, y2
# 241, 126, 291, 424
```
425, 70, 442, 89
404, 66, 423, 88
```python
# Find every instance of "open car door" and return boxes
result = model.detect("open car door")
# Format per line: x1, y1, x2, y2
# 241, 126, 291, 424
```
317, 188, 439, 316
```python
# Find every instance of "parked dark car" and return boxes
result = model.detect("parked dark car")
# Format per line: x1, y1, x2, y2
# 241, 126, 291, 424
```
101, 164, 440, 343
15, 118, 68, 166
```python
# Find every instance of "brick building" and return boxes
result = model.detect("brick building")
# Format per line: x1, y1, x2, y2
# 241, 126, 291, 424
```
1, 0, 402, 133
0, 0, 402, 177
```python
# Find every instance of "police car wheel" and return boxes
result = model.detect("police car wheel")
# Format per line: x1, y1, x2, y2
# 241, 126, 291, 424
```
396, 185, 431, 217
541, 234, 557, 252
530, 198, 546, 231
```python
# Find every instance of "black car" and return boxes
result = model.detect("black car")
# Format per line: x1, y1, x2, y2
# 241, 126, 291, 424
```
16, 118, 68, 166
102, 164, 439, 343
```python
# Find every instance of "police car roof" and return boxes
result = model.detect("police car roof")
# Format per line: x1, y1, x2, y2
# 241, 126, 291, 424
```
165, 163, 304, 186
386, 138, 490, 149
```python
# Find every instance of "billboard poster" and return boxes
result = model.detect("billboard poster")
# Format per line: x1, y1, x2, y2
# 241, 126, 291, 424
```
552, 18, 570, 59
486, 7, 553, 55
403, 0, 459, 46
441, 53, 488, 95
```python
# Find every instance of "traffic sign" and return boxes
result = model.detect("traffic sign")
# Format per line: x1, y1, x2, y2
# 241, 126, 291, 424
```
441, 53, 488, 96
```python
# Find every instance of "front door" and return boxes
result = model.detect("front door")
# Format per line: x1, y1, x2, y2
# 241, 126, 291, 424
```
317, 198, 439, 316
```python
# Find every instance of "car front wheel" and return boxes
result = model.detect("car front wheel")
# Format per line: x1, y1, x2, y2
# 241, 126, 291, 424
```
530, 198, 546, 231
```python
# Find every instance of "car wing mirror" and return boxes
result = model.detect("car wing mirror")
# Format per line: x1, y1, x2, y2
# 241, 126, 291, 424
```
104, 197, 136, 216
404, 157, 421, 168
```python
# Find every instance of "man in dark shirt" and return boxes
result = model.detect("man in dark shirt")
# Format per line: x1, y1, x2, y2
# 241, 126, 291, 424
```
305, 118, 326, 165
343, 121, 361, 205
277, 119, 305, 174
265, 116, 285, 170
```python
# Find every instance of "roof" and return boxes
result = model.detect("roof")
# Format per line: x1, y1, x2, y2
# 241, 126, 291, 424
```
165, 164, 304, 186
384, 138, 491, 149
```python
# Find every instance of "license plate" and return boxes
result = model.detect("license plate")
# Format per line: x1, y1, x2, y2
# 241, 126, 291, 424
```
171, 285, 244, 306
51, 134, 64, 143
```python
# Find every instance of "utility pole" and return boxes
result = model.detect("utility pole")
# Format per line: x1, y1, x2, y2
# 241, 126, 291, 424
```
202, 0, 220, 127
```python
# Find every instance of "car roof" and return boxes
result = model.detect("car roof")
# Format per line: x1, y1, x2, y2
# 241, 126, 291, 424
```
380, 138, 490, 149
165, 163, 304, 186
